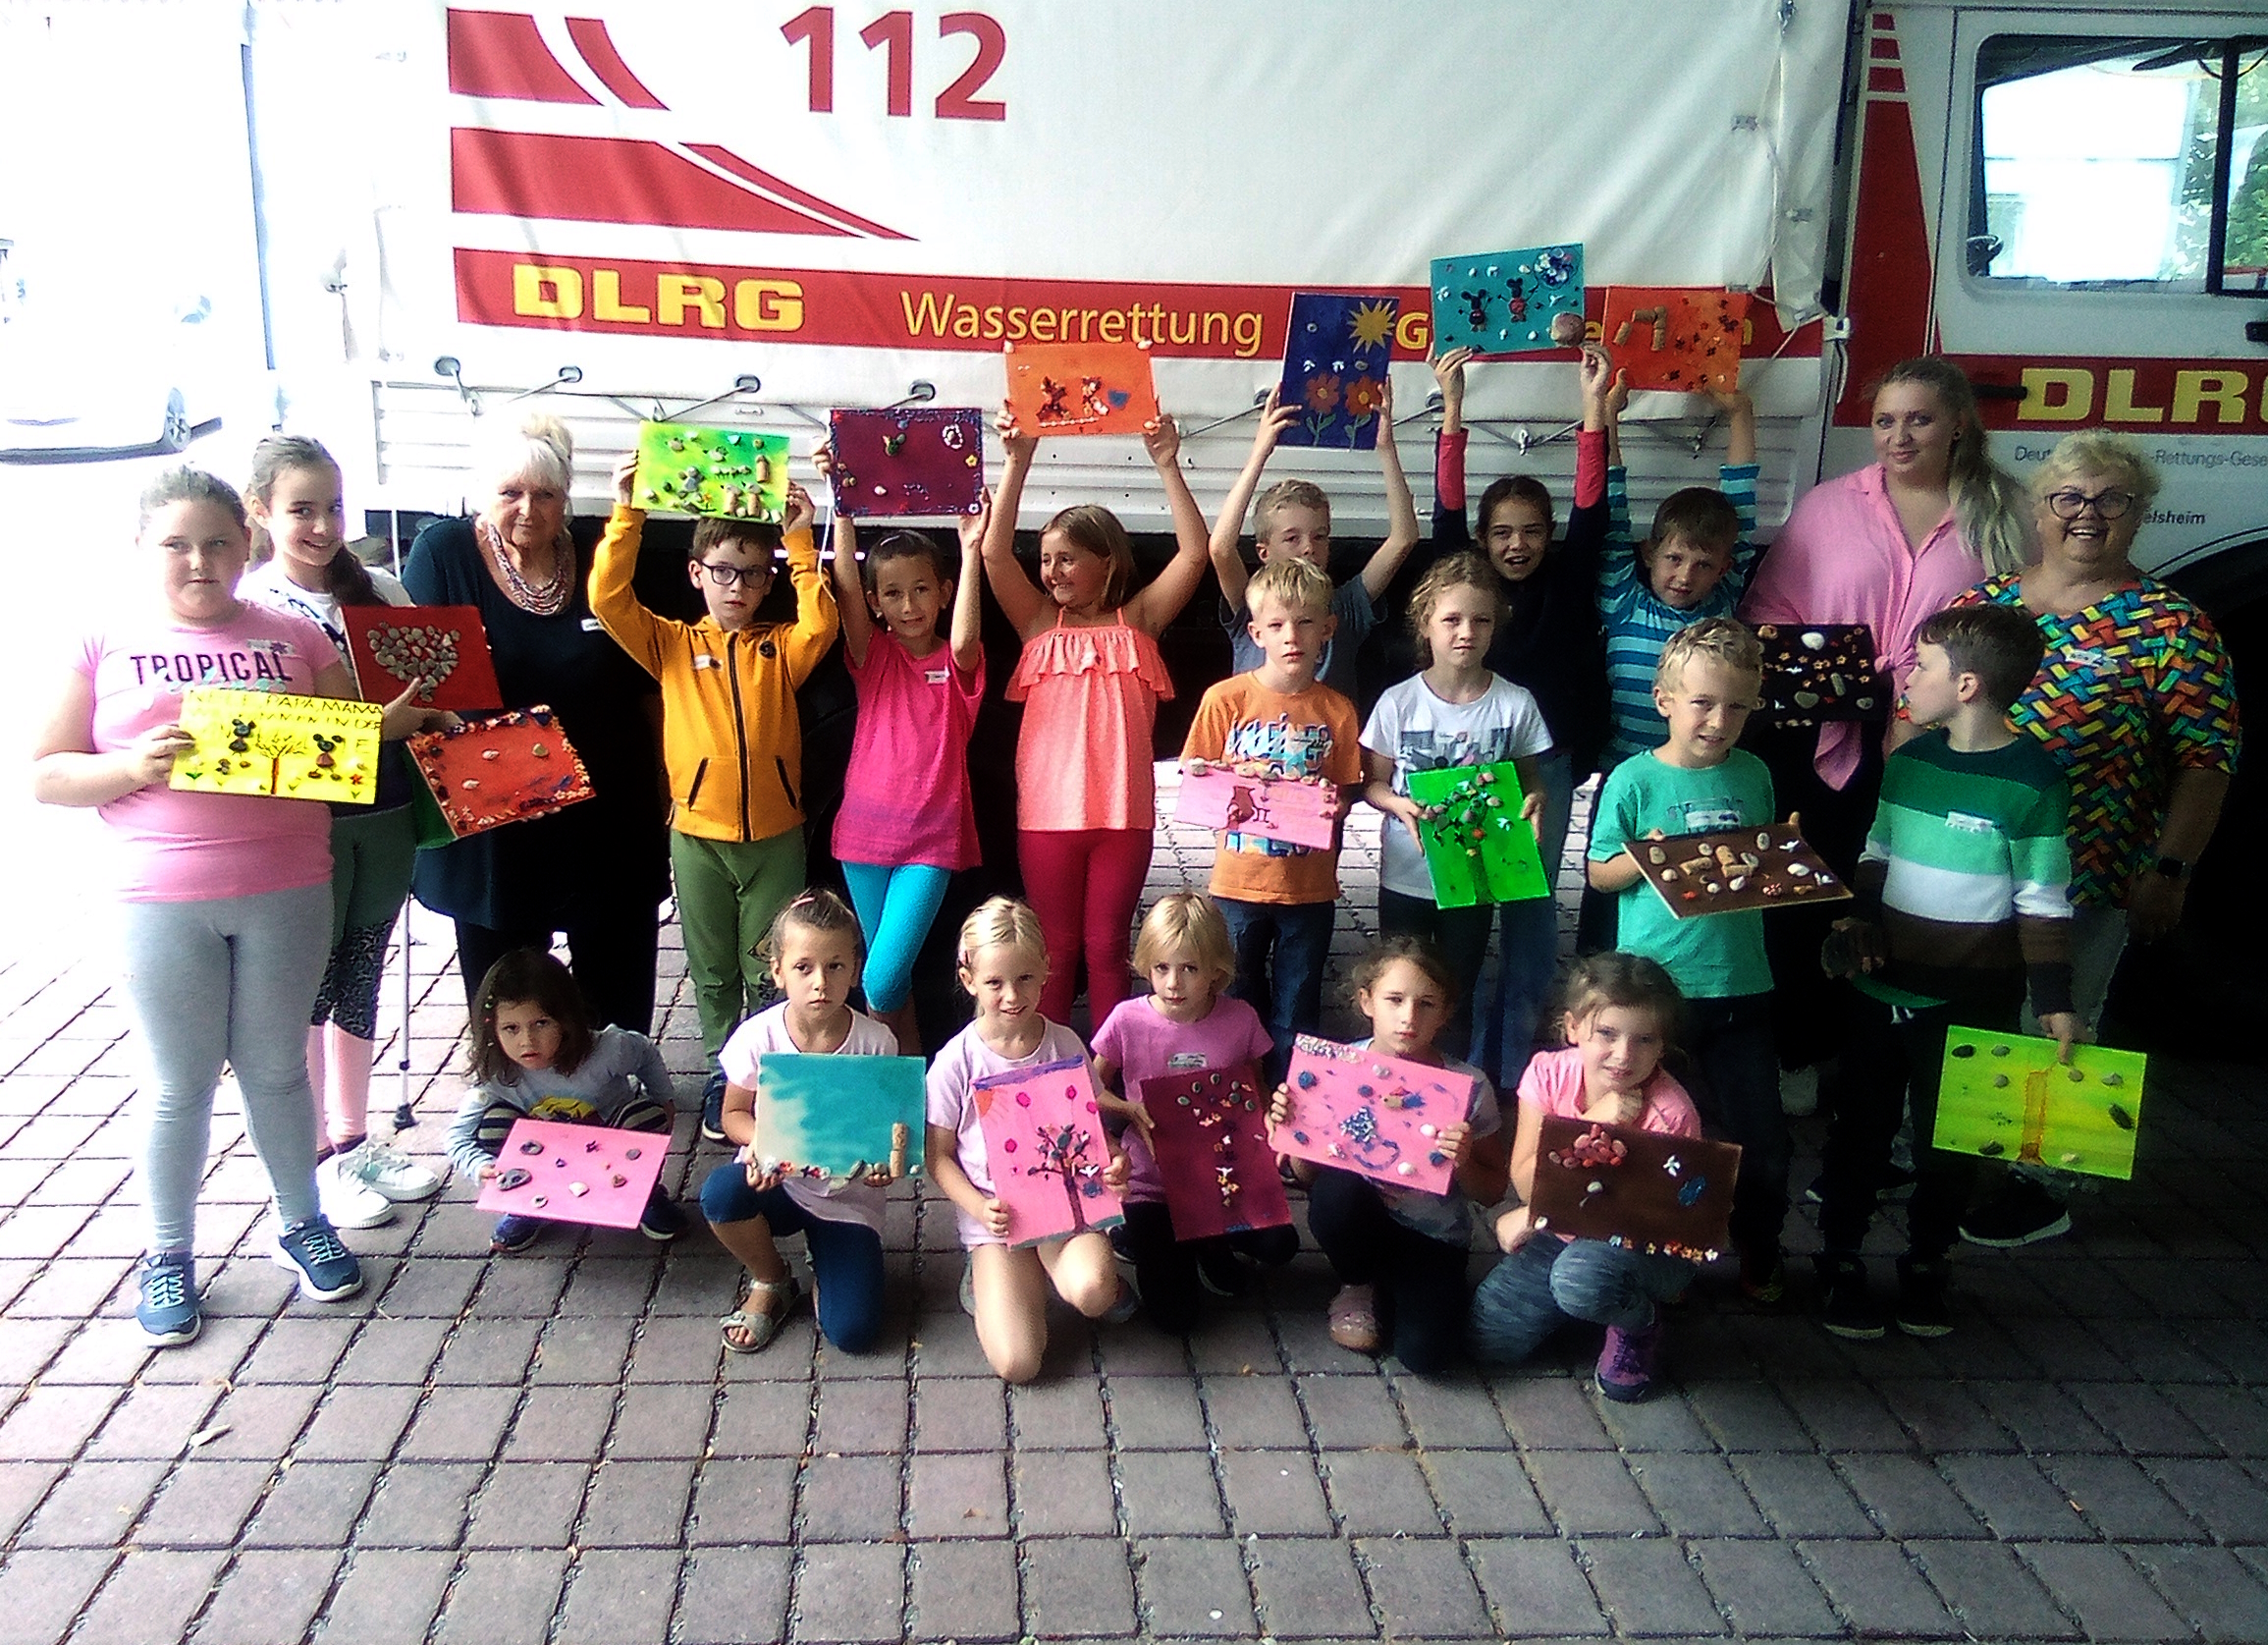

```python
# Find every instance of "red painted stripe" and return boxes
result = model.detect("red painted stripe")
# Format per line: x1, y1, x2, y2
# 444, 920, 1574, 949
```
685, 144, 912, 242
446, 10, 597, 104
452, 130, 861, 237
1868, 66, 1906, 92
1835, 86, 1937, 423
565, 17, 668, 110
1869, 35, 1899, 61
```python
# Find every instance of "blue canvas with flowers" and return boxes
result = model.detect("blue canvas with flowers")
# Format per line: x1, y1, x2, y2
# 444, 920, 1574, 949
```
1430, 243, 1585, 356
1277, 292, 1400, 450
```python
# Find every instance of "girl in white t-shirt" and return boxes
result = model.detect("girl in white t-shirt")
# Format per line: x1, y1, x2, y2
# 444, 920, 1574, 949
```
703, 890, 907, 1355
1361, 552, 1550, 1066
926, 897, 1134, 1384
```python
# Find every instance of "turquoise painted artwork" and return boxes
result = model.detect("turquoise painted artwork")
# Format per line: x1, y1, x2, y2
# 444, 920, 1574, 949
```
1430, 244, 1585, 356
752, 1054, 928, 1180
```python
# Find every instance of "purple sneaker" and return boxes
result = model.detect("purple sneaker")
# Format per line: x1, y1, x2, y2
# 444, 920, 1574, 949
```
1595, 1318, 1663, 1403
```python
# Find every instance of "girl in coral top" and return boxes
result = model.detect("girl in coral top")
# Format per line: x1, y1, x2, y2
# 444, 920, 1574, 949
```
982, 407, 1214, 1025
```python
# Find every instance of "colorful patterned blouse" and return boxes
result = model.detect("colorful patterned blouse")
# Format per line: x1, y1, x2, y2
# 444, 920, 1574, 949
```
1956, 574, 2241, 908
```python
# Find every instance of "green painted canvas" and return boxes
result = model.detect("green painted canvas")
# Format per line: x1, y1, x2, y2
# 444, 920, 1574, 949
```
752, 1054, 928, 1181
1406, 761, 1549, 908
633, 421, 790, 521
1930, 1027, 2145, 1181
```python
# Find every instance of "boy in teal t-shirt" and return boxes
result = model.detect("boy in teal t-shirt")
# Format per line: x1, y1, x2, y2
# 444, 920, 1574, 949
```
1588, 619, 1788, 1299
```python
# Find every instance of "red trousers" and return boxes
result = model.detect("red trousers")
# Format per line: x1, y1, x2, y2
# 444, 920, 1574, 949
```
1017, 828, 1154, 1025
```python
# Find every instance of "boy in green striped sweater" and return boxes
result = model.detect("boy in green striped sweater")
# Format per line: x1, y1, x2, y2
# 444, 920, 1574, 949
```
1813, 605, 2078, 1341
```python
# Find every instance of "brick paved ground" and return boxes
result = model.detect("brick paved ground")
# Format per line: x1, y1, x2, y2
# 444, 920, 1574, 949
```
3, 781, 2266, 1643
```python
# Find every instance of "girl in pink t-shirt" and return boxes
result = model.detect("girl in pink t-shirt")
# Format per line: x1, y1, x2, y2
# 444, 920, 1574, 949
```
982, 408, 1215, 1025
817, 447, 990, 1056
1468, 953, 1700, 1398
1091, 893, 1293, 1334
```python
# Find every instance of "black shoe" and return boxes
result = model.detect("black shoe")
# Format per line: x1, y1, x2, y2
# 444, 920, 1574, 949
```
491, 1213, 542, 1253
1196, 1247, 1254, 1297
1959, 1177, 2072, 1247
1107, 1222, 1134, 1261
1806, 1163, 1917, 1205
700, 1070, 729, 1144
1895, 1255, 1953, 1337
1738, 1247, 1788, 1307
639, 1191, 687, 1242
1815, 1254, 1885, 1340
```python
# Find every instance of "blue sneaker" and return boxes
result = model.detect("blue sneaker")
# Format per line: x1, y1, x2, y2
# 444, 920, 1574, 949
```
491, 1213, 543, 1253
701, 1070, 729, 1143
135, 1252, 200, 1345
270, 1216, 363, 1301
638, 1191, 686, 1242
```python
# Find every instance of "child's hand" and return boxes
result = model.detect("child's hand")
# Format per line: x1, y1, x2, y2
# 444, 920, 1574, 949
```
1578, 342, 1617, 407
1376, 372, 1396, 425
1182, 756, 1215, 779
1268, 1082, 1294, 1127
956, 490, 992, 555
1494, 1203, 1536, 1253
1248, 384, 1297, 456
742, 1158, 785, 1192
1430, 346, 1472, 411
1103, 1147, 1131, 1193
1705, 385, 1753, 417
1579, 1089, 1646, 1128
810, 441, 836, 481
1111, 1097, 1156, 1143
2038, 1011, 2082, 1065
995, 402, 1037, 464
612, 451, 640, 509
1434, 1121, 1474, 1169
477, 1161, 500, 1181
980, 1197, 1010, 1238
861, 1164, 897, 1187
783, 480, 816, 537
1142, 413, 1182, 466
1520, 789, 1545, 846
126, 723, 194, 788
1382, 793, 1430, 836
378, 678, 452, 742
1820, 917, 1887, 979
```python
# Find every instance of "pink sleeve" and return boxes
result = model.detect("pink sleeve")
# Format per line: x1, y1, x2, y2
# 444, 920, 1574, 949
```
75, 631, 104, 681
1435, 429, 1468, 513
1738, 475, 1854, 627
1574, 429, 1606, 511
1240, 1006, 1273, 1069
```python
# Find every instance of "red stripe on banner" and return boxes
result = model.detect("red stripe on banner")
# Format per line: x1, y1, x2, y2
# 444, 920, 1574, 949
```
447, 10, 598, 104
1868, 66, 1906, 92
452, 131, 871, 237
1869, 34, 1899, 61
454, 247, 1823, 364
685, 145, 912, 242
565, 17, 669, 110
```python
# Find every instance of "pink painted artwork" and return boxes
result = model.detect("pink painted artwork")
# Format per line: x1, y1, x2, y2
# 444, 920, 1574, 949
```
1140, 1064, 1293, 1240
972, 1056, 1125, 1247
1267, 1035, 1473, 1195
1172, 768, 1338, 851
474, 1119, 668, 1230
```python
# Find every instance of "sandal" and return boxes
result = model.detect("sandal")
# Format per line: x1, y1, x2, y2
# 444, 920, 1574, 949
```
721, 1275, 803, 1353
1327, 1284, 1380, 1353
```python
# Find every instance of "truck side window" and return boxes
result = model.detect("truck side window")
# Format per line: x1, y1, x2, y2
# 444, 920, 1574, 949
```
1970, 34, 2268, 293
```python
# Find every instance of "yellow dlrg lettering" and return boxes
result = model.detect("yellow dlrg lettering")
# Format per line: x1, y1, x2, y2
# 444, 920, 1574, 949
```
732, 279, 805, 332
593, 270, 650, 324
2020, 367, 2092, 422
2103, 368, 2165, 424
2172, 370, 2247, 425
513, 264, 582, 319
657, 275, 727, 328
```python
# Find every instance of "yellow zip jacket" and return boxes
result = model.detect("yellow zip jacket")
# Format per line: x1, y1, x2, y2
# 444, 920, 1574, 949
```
587, 505, 838, 844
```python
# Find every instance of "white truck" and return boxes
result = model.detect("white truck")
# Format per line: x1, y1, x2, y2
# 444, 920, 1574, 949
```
3, 0, 2258, 1009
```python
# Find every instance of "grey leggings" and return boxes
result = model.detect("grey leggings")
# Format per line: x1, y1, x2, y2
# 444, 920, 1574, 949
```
121, 883, 331, 1252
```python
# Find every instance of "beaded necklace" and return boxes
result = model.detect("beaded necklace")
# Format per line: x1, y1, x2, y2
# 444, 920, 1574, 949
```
477, 517, 573, 617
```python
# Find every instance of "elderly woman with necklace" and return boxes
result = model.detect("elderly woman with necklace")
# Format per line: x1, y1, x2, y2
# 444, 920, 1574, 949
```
404, 413, 670, 1033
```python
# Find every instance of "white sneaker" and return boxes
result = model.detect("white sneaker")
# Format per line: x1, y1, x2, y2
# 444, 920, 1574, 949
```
1779, 1065, 1820, 1118
333, 1137, 442, 1203
317, 1155, 396, 1229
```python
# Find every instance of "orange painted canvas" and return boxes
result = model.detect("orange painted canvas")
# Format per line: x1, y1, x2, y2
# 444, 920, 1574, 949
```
1600, 288, 1750, 394
1002, 341, 1159, 438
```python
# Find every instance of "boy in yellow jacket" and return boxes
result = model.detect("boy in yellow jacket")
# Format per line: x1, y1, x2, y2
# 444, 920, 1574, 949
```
592, 454, 838, 1139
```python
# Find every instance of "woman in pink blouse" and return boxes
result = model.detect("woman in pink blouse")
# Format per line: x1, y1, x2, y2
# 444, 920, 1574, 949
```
1740, 357, 2029, 1085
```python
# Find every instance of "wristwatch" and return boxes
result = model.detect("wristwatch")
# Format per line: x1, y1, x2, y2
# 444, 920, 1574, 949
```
2152, 855, 2190, 881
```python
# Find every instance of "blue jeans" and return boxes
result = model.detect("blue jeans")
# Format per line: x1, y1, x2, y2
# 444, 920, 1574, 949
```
700, 1166, 888, 1353
1473, 748, 1572, 1093
1681, 992, 1787, 1262
1469, 1236, 1694, 1365
1219, 897, 1334, 1084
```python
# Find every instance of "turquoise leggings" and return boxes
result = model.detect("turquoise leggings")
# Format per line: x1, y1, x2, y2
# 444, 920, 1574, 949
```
840, 860, 953, 1014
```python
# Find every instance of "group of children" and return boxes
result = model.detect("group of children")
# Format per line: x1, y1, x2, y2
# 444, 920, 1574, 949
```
418, 342, 2077, 1398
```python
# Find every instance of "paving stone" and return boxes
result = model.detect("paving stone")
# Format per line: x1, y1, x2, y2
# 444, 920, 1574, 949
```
15, 1459, 168, 1548
2011, 1317, 2132, 1381
1693, 1537, 1839, 1637
1117, 1449, 1226, 1536
1684, 1380, 1812, 1451
308, 1548, 458, 1645
1010, 1377, 1108, 1449
1837, 1453, 1988, 1539
687, 1457, 795, 1546
1468, 1537, 1609, 1637
434, 1548, 573, 1645
294, 1384, 421, 1461
1186, 1311, 1278, 1375
241, 1459, 380, 1549
1630, 1452, 1770, 1537
791, 1542, 904, 1643
1801, 1538, 1958, 1635
1022, 1535, 1137, 1638
608, 1384, 715, 1459
2133, 1544, 2268, 1644
2167, 1384, 2268, 1457
185, 1385, 320, 1465
910, 1377, 1003, 1452
336, 1317, 451, 1384
577, 1458, 696, 1548
712, 1382, 814, 1457
559, 1261, 658, 1320
237, 1318, 356, 1384
1133, 1536, 1257, 1637
1777, 1378, 1914, 1451
433, 1319, 544, 1384
466, 1462, 590, 1549
909, 1539, 1017, 1641
676, 1547, 792, 1645
530, 1315, 635, 1384
1874, 1376, 2017, 1452
1294, 1374, 1409, 1451
1973, 1379, 2118, 1453
190, 1548, 338, 1645
907, 1450, 1006, 1539
2066, 1381, 2218, 1455
557, 1548, 679, 1645
810, 1379, 908, 1455
0, 1461, 63, 1544
1192, 1375, 1306, 1449
70, 1548, 229, 1645
355, 1460, 482, 1549
502, 1385, 616, 1463
1323, 1449, 1445, 1538
797, 1452, 901, 1543
1249, 1536, 1372, 1639
37, 1320, 155, 1386
399, 1386, 519, 1462
469, 1257, 574, 1322
1939, 1453, 2094, 1540
2016, 1542, 2188, 1640
1355, 1536, 1494, 1639
135, 1316, 263, 1386
0, 1322, 73, 1385
2156, 1456, 2268, 1542
0, 1548, 115, 1645
2042, 1453, 2198, 1541
1526, 1450, 1657, 1536
1217, 1449, 1332, 1536
1494, 1375, 1610, 1449
0, 1383, 119, 1459
1390, 1374, 1508, 1449
1010, 1447, 1116, 1536
1907, 1539, 2078, 1640
1424, 1447, 1550, 1535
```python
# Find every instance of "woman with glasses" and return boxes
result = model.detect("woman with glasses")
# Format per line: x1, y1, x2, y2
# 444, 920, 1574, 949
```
1945, 432, 2241, 1245
1740, 358, 2031, 1112
404, 413, 669, 1034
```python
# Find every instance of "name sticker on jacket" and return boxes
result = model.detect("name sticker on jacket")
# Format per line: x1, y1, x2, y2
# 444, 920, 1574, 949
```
693, 654, 723, 670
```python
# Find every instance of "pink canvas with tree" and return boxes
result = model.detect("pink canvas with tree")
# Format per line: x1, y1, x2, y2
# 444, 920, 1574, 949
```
973, 1057, 1125, 1246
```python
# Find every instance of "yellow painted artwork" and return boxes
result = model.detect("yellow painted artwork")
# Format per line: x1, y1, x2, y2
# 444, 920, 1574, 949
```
168, 686, 383, 803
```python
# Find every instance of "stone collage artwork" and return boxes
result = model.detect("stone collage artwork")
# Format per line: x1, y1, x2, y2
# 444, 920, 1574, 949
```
1139, 1064, 1292, 1240
632, 421, 790, 521
1277, 291, 1401, 450
343, 604, 503, 712
1407, 760, 1550, 908
752, 1054, 927, 1181
826, 407, 986, 520
1001, 340, 1160, 438
1527, 1116, 1742, 1264
474, 1119, 667, 1230
1429, 243, 1586, 356
1600, 287, 1750, 394
168, 686, 383, 803
1171, 768, 1339, 851
973, 1056, 1125, 1247
405, 706, 595, 840
1932, 1028, 2146, 1181
1268, 1036, 1473, 1196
